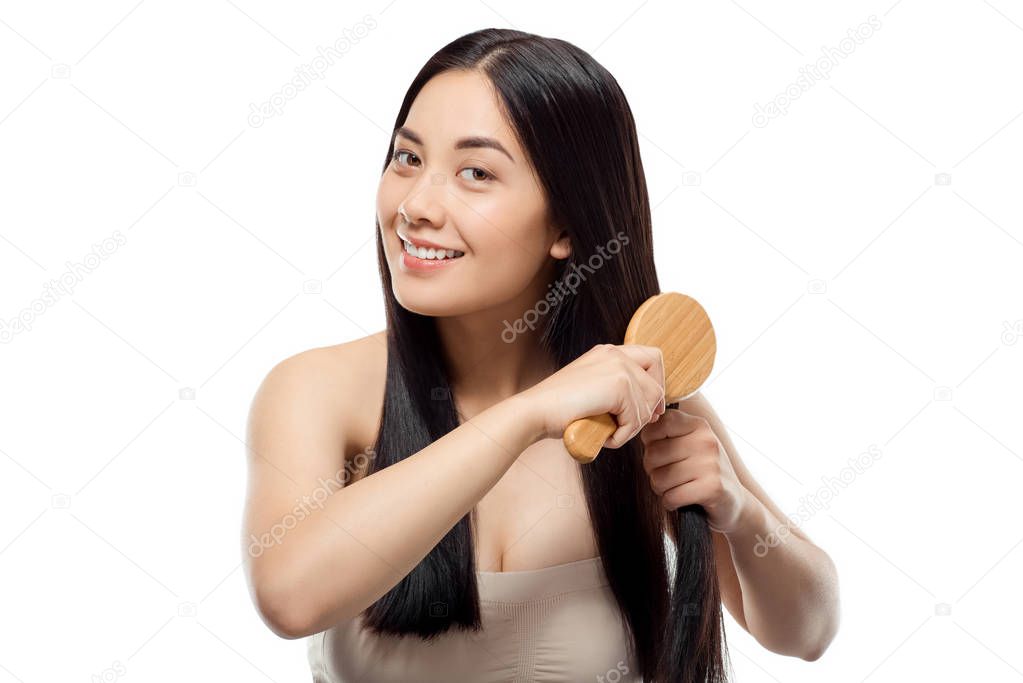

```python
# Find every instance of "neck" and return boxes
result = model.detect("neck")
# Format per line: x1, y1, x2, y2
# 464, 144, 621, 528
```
435, 266, 558, 417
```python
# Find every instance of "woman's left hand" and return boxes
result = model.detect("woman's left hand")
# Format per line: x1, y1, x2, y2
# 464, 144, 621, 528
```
640, 408, 754, 535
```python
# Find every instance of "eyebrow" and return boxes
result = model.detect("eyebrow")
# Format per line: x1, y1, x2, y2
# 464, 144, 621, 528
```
395, 126, 516, 164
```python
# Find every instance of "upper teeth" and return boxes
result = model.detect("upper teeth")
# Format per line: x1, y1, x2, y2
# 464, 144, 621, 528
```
403, 240, 464, 260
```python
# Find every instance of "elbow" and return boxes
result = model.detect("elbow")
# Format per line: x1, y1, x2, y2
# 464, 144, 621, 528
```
800, 638, 829, 662
252, 574, 362, 640
798, 601, 840, 661
262, 604, 313, 641
754, 629, 834, 662
800, 628, 837, 661
804, 557, 841, 661
246, 550, 318, 639
248, 560, 328, 640
751, 595, 840, 661
245, 553, 362, 639
802, 612, 840, 661
253, 582, 316, 640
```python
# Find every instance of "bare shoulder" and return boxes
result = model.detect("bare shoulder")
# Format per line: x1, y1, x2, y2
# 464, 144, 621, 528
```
252, 330, 388, 461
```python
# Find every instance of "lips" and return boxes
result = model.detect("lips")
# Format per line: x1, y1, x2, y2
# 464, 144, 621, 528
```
397, 230, 463, 253
399, 246, 463, 272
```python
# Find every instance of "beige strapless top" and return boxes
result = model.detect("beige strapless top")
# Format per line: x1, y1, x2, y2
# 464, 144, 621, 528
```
305, 556, 642, 682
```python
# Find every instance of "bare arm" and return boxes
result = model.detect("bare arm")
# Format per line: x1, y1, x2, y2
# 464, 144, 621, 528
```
242, 347, 542, 639
677, 391, 840, 661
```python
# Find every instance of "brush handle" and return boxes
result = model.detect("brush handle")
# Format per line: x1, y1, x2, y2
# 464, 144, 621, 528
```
563, 413, 618, 463
563, 400, 681, 463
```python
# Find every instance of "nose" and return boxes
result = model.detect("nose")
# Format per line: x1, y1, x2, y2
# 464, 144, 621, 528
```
398, 174, 447, 229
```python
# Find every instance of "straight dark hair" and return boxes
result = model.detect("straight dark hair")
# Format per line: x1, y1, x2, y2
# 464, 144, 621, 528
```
362, 28, 729, 683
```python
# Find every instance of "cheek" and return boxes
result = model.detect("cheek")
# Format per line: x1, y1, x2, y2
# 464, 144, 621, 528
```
376, 177, 399, 222
454, 217, 551, 294
459, 188, 547, 253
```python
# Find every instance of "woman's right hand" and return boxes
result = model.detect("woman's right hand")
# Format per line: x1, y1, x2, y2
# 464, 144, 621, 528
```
519, 344, 666, 449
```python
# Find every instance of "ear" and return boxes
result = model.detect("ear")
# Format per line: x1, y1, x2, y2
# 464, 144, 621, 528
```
549, 229, 572, 260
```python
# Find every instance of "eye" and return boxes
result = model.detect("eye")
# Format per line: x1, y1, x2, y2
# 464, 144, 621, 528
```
457, 166, 495, 183
391, 149, 420, 168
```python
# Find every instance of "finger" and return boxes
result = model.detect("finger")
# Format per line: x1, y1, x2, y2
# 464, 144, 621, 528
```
640, 408, 702, 445
660, 478, 707, 511
617, 345, 665, 410
615, 346, 664, 422
618, 376, 658, 447
647, 460, 699, 496
604, 345, 665, 448
641, 438, 697, 474
619, 381, 651, 446
617, 344, 663, 374
645, 347, 666, 417
597, 388, 630, 447
636, 369, 666, 423
606, 414, 635, 449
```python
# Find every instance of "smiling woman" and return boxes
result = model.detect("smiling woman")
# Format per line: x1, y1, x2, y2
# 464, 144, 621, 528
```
241, 26, 837, 683
376, 67, 570, 315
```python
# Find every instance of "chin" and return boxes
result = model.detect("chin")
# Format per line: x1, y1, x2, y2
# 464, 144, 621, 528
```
391, 285, 470, 318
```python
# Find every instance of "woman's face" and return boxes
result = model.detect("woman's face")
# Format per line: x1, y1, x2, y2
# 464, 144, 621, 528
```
377, 69, 570, 318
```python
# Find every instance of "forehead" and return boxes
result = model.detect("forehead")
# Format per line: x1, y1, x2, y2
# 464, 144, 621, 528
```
403, 70, 519, 151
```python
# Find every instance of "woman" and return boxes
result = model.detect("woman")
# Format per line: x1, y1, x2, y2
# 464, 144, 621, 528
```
243, 28, 840, 682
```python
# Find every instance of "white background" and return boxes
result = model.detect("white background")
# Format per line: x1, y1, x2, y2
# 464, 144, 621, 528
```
2, 1, 1022, 681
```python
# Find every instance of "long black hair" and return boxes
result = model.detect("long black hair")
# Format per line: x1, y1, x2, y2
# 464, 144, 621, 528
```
362, 28, 729, 683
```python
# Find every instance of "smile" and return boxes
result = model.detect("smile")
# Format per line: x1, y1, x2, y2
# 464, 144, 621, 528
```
402, 239, 464, 260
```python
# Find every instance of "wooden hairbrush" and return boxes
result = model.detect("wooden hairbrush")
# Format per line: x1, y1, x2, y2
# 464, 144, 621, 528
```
562, 292, 716, 463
